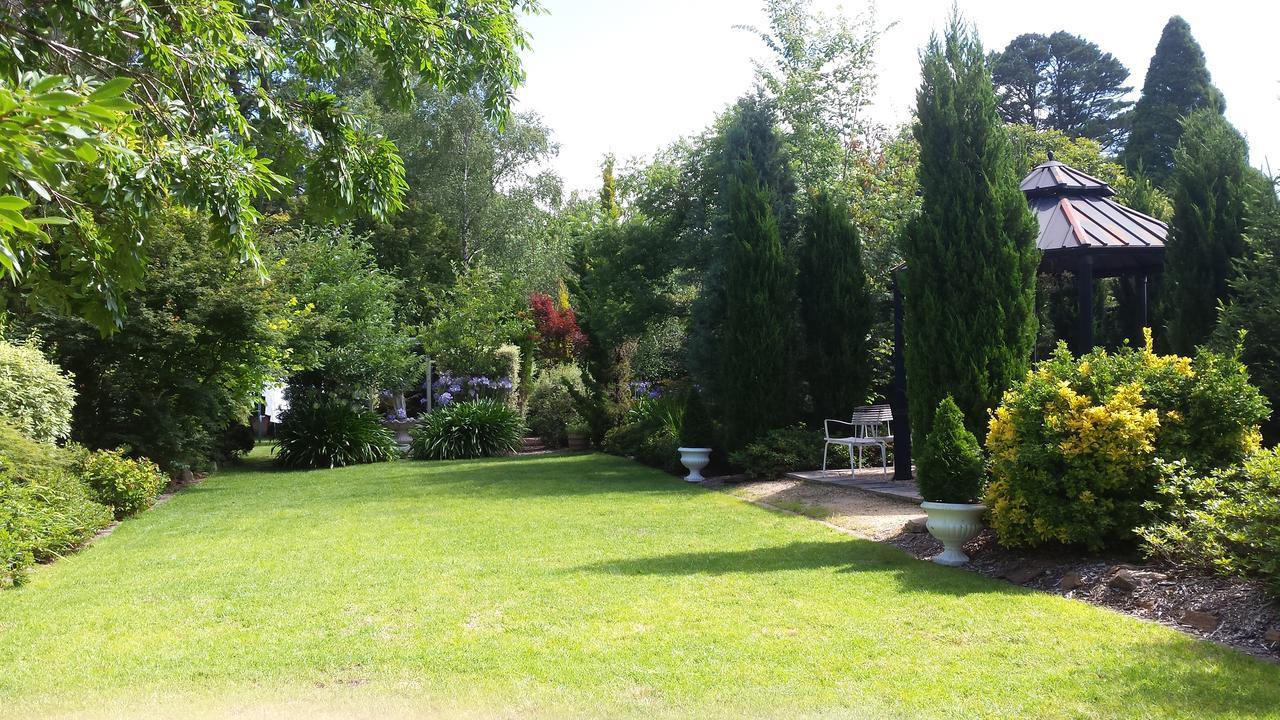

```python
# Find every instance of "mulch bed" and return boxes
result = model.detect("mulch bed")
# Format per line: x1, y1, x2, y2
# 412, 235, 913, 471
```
888, 526, 1280, 662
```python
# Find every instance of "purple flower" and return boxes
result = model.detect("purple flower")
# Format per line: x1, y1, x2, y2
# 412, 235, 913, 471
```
437, 391, 454, 405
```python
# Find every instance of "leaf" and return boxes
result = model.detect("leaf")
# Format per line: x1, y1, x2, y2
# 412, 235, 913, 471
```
35, 91, 85, 108
0, 196, 31, 212
88, 77, 133, 101
30, 216, 72, 226
24, 179, 51, 201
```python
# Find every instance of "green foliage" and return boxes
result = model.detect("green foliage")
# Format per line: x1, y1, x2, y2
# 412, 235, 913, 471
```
526, 365, 584, 447
1163, 110, 1251, 355
76, 449, 166, 519
679, 391, 715, 448
270, 224, 416, 397
423, 263, 533, 378
729, 424, 824, 481
274, 396, 397, 469
25, 208, 285, 471
1005, 124, 1127, 187
797, 193, 873, 421
602, 409, 683, 474
901, 16, 1040, 447
719, 160, 796, 450
1123, 16, 1225, 184
0, 336, 75, 443
985, 340, 1268, 550
917, 396, 984, 504
0, 422, 112, 587
0, 1, 535, 329
989, 32, 1132, 149
1139, 449, 1280, 592
410, 400, 524, 461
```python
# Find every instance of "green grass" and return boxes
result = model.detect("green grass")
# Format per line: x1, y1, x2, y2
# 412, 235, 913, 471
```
2, 450, 1278, 719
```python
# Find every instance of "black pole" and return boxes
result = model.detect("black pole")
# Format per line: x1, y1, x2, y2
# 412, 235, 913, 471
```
1140, 273, 1149, 335
1075, 255, 1095, 353
890, 268, 912, 483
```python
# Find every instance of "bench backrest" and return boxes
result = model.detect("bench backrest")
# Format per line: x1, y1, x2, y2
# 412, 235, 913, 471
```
850, 404, 892, 438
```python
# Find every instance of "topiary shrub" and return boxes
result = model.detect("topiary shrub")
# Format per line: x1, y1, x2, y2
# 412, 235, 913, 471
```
985, 335, 1268, 550
274, 396, 397, 469
678, 391, 714, 448
76, 449, 167, 518
0, 337, 76, 443
729, 424, 825, 481
410, 400, 524, 460
1138, 449, 1280, 592
0, 422, 111, 587
917, 396, 985, 504
525, 365, 584, 447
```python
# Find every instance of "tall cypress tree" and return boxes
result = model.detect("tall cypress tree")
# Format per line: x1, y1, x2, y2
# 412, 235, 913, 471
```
1123, 16, 1224, 185
797, 193, 873, 421
1162, 109, 1250, 355
900, 17, 1039, 447
720, 160, 794, 449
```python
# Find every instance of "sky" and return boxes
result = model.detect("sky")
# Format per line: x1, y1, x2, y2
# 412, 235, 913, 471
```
514, 0, 1280, 193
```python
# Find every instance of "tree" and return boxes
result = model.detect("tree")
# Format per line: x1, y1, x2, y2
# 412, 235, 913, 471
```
421, 262, 532, 379
900, 17, 1039, 443
990, 32, 1132, 149
25, 208, 287, 471
719, 161, 795, 449
1163, 110, 1251, 355
0, 1, 536, 330
741, 0, 881, 193
797, 193, 873, 420
1123, 17, 1225, 185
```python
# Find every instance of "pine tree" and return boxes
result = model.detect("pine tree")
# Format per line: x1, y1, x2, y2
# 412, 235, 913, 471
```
600, 153, 621, 223
797, 193, 873, 421
1163, 109, 1250, 355
900, 16, 1040, 445
1123, 17, 1225, 185
719, 160, 795, 449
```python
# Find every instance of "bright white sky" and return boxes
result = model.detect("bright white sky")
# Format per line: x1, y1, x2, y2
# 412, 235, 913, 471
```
515, 0, 1280, 193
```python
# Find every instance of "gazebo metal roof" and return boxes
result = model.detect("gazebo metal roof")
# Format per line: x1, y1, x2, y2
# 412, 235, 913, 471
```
1022, 156, 1168, 276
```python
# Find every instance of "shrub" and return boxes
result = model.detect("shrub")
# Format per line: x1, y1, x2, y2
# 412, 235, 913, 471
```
216, 424, 257, 462
526, 365, 584, 447
0, 423, 111, 587
410, 400, 524, 460
603, 421, 682, 474
1138, 449, 1280, 592
275, 396, 398, 469
985, 335, 1268, 550
0, 337, 76, 443
678, 392, 713, 448
76, 449, 167, 519
917, 396, 985, 504
729, 424, 824, 481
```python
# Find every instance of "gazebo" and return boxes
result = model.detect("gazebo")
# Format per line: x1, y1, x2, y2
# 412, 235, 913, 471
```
888, 153, 1169, 482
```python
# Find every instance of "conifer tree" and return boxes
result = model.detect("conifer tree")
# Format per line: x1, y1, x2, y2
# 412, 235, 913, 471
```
1163, 109, 1250, 355
1123, 17, 1225, 185
600, 153, 621, 223
719, 160, 795, 449
797, 193, 873, 420
900, 16, 1040, 444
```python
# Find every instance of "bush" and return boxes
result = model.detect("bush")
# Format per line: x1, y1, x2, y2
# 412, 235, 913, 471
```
0, 423, 112, 587
76, 449, 167, 518
410, 400, 524, 460
1138, 449, 1280, 592
526, 365, 583, 447
216, 424, 257, 462
679, 392, 713, 448
0, 337, 76, 443
275, 396, 398, 469
729, 424, 824, 481
917, 396, 984, 504
985, 336, 1268, 550
603, 421, 682, 474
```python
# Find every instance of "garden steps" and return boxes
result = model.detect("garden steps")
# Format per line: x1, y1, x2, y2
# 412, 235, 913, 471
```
785, 468, 922, 503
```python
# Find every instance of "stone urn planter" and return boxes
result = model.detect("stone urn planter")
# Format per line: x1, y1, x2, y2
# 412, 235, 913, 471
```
920, 501, 986, 566
383, 418, 418, 447
677, 447, 712, 483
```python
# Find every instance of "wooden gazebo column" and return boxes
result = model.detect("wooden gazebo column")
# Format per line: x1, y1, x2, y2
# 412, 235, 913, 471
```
1075, 254, 1094, 354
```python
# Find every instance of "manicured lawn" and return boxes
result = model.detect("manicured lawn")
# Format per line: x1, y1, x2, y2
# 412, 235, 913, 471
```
2, 450, 1278, 719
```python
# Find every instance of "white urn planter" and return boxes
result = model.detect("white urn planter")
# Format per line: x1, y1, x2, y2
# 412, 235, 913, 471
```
920, 501, 986, 566
677, 447, 712, 483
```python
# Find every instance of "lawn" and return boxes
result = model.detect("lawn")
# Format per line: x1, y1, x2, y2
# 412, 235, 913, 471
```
2, 451, 1278, 719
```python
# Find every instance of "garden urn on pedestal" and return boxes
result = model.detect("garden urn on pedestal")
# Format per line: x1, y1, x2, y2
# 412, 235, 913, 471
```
677, 391, 715, 483
917, 396, 987, 566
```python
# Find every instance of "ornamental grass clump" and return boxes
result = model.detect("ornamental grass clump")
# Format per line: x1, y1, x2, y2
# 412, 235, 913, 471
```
410, 400, 524, 461
917, 396, 985, 504
274, 396, 397, 469
985, 332, 1268, 551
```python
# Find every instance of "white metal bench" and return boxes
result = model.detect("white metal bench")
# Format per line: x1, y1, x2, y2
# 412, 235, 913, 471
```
823, 404, 894, 476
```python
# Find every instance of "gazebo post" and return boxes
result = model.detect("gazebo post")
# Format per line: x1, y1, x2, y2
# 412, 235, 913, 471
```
890, 269, 912, 483
1140, 273, 1150, 331
1075, 255, 1095, 353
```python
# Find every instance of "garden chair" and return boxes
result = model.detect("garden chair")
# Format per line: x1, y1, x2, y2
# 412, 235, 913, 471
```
823, 404, 893, 477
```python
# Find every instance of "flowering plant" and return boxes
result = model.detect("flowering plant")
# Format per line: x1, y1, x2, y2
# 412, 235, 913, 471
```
430, 373, 513, 407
